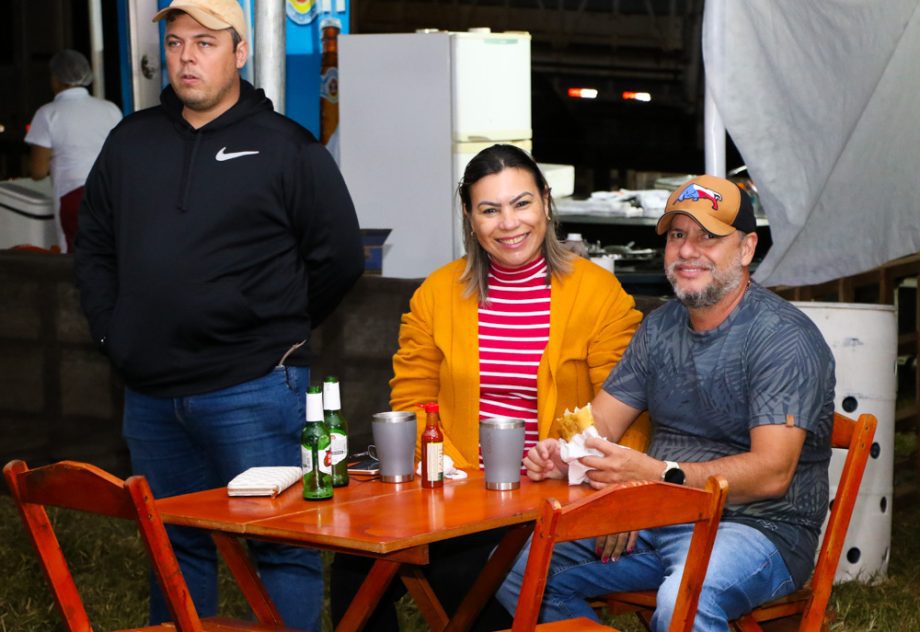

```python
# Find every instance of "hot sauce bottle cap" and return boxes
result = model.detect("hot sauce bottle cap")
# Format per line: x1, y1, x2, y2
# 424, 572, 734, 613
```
421, 402, 439, 414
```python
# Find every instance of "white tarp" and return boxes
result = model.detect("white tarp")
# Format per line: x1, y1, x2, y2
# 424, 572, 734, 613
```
703, 1, 920, 288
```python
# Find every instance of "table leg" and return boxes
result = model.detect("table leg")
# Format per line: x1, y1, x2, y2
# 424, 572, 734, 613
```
443, 523, 534, 632
336, 558, 401, 632
210, 532, 284, 625
401, 565, 450, 631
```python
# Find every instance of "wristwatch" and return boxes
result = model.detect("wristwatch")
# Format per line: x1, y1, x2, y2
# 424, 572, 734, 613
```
661, 460, 685, 485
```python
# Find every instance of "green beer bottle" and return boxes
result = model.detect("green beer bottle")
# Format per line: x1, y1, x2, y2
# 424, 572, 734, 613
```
323, 376, 349, 487
302, 385, 333, 500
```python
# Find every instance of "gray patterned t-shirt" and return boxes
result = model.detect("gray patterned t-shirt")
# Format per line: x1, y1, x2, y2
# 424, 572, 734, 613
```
603, 282, 835, 587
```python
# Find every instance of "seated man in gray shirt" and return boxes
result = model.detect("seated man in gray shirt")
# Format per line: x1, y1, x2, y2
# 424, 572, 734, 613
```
497, 175, 835, 631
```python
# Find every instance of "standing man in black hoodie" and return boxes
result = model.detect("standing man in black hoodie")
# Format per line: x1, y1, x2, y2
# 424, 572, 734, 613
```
73, 0, 364, 629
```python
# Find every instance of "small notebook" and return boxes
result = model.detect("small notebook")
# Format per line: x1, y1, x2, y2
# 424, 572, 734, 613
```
227, 466, 302, 497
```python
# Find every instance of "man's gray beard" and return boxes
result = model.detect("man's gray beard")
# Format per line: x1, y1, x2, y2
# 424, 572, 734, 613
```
666, 256, 744, 309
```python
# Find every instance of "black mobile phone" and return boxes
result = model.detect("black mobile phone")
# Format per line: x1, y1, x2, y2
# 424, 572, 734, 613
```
347, 455, 380, 475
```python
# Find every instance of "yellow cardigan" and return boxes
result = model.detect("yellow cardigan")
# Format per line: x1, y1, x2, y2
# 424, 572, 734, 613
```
390, 256, 650, 468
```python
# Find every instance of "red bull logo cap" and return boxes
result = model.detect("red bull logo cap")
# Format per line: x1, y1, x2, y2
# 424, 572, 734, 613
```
153, 0, 248, 43
656, 174, 756, 236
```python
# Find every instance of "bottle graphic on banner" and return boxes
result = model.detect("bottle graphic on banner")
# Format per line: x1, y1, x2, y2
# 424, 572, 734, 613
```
319, 16, 341, 160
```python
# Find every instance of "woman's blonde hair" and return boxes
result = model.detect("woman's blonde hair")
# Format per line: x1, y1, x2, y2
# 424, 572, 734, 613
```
458, 144, 572, 303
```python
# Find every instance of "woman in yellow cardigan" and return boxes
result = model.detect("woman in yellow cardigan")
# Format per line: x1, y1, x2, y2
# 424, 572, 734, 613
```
331, 144, 649, 632
391, 147, 649, 466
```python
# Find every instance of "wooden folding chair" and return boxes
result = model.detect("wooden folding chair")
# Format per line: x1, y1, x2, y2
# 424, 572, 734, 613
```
604, 411, 878, 632
507, 475, 729, 632
3, 459, 297, 632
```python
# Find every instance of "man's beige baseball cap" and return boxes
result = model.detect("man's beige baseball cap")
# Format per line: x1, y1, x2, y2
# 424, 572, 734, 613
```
153, 0, 247, 42
656, 174, 756, 236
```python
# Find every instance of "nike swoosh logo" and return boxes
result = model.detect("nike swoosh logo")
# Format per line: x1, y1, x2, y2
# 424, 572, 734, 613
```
216, 147, 260, 161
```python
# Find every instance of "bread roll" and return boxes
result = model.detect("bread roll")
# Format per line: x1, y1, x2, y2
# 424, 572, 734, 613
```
554, 404, 595, 440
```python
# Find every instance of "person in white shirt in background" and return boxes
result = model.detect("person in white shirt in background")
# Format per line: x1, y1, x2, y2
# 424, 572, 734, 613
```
25, 49, 122, 253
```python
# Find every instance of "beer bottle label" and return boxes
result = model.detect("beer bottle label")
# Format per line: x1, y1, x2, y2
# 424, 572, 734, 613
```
301, 445, 313, 473
320, 67, 339, 104
329, 431, 347, 465
319, 445, 333, 474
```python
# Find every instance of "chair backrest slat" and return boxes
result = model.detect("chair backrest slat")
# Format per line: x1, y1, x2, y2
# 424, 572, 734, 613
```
551, 481, 719, 543
14, 460, 137, 519
830, 411, 857, 449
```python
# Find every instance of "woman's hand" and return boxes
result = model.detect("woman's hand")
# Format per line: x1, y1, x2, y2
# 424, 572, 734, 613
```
523, 439, 567, 481
594, 531, 638, 563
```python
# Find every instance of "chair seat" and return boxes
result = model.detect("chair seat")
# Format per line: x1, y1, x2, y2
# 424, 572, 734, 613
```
118, 615, 299, 631
498, 616, 617, 631
602, 590, 657, 609
739, 588, 810, 621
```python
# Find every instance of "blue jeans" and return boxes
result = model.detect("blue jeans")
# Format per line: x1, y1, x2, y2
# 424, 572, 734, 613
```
497, 522, 796, 632
123, 366, 322, 631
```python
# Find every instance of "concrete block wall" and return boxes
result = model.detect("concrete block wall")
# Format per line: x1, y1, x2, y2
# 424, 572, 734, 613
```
0, 251, 126, 477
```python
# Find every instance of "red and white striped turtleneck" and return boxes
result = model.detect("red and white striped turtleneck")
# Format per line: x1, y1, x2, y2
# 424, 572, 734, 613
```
478, 256, 551, 468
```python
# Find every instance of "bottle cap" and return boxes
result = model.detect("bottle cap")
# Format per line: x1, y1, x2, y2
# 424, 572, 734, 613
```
421, 402, 439, 413
306, 389, 323, 422
320, 17, 341, 30
565, 233, 583, 241
323, 378, 341, 410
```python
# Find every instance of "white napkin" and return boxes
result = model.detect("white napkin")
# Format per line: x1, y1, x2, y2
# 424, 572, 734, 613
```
558, 426, 631, 485
559, 426, 604, 485
415, 455, 469, 480
227, 466, 302, 497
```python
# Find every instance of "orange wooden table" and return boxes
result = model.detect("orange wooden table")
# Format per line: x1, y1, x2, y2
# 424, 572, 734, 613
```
157, 470, 594, 632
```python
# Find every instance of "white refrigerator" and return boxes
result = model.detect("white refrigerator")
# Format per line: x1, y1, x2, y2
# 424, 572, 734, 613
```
338, 30, 532, 278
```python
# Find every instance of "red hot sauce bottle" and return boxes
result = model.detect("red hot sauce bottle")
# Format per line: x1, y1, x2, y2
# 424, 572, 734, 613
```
420, 402, 444, 488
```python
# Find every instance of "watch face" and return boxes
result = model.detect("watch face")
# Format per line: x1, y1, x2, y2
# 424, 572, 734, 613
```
664, 466, 685, 485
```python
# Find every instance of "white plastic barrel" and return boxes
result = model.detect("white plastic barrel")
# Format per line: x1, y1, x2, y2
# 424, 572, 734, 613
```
794, 301, 897, 583
827, 492, 892, 582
